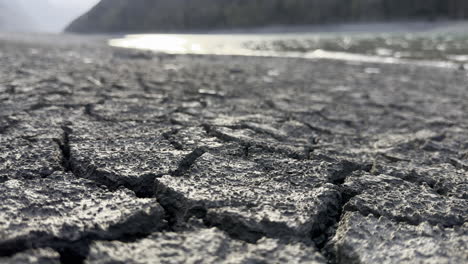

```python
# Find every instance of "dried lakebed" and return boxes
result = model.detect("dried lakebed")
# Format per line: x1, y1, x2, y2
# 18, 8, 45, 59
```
0, 34, 467, 264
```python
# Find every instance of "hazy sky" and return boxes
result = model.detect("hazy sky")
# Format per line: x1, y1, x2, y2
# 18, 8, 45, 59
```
14, 0, 101, 32
48, 0, 100, 10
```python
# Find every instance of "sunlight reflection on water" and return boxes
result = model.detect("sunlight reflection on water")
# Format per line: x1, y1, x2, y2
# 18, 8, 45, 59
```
109, 34, 268, 55
109, 34, 461, 69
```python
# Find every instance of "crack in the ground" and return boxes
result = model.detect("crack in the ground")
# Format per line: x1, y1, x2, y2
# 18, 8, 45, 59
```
0, 205, 164, 264
70, 161, 160, 198
223, 124, 287, 142
343, 200, 464, 228
52, 122, 159, 198
242, 143, 251, 158
449, 158, 468, 171
0, 117, 19, 135
154, 176, 342, 254
61, 123, 205, 198
320, 166, 464, 264
84, 103, 107, 122
314, 164, 373, 264
262, 99, 357, 133
136, 72, 154, 93
300, 120, 356, 137
321, 188, 363, 264
319, 166, 465, 264
84, 102, 169, 124
162, 128, 184, 150
313, 111, 358, 129
369, 162, 454, 198
330, 160, 373, 185
201, 123, 308, 160
2, 125, 176, 263
26, 103, 91, 113
6, 112, 457, 264
153, 181, 307, 244
83, 103, 129, 123
153, 126, 366, 259
170, 147, 206, 176
0, 176, 8, 184
54, 124, 73, 172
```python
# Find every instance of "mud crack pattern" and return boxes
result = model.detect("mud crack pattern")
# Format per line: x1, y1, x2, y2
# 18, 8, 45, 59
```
0, 34, 467, 264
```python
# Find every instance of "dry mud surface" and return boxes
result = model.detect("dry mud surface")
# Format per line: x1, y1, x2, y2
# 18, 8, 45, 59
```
0, 34, 467, 264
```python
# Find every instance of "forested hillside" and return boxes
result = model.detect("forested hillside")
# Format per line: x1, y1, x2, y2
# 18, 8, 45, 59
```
65, 0, 468, 33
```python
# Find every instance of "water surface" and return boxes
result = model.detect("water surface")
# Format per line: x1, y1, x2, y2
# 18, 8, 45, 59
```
109, 22, 468, 68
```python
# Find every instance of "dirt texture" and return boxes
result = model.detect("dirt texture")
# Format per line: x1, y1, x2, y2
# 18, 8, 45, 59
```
0, 34, 467, 263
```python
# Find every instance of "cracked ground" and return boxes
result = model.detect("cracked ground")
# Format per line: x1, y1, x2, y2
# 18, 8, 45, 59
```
0, 34, 467, 264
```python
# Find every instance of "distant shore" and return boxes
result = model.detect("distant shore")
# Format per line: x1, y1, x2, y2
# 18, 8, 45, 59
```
194, 20, 468, 35
63, 20, 468, 36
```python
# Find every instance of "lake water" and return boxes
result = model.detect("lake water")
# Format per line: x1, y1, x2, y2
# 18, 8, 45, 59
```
109, 22, 468, 69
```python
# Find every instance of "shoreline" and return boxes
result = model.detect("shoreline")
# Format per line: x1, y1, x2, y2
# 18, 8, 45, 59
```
62, 20, 468, 35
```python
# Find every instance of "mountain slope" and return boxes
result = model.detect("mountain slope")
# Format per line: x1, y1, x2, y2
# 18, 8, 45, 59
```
66, 0, 468, 33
